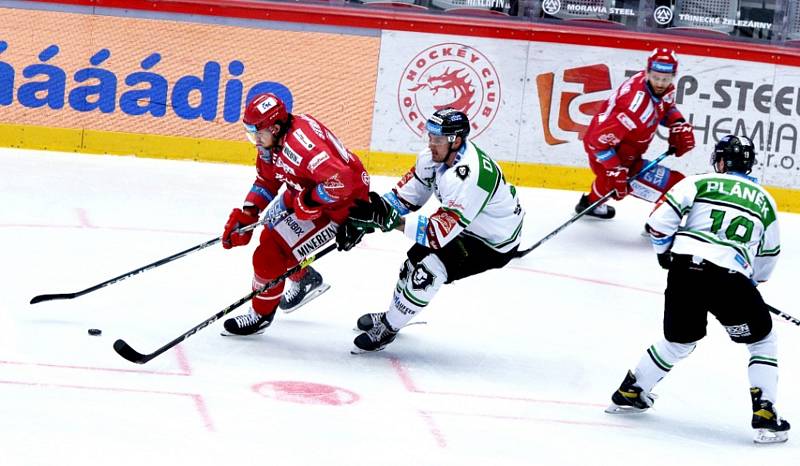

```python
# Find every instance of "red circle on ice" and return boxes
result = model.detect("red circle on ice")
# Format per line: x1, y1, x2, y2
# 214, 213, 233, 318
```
252, 381, 360, 406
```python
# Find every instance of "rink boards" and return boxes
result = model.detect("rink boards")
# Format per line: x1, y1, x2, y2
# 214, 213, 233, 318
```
1, 2, 800, 210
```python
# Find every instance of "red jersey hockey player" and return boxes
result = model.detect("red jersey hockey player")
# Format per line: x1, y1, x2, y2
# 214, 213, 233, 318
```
575, 48, 696, 219
220, 93, 369, 336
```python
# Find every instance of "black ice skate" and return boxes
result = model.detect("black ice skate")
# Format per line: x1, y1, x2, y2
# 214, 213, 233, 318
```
354, 312, 426, 332
575, 194, 615, 219
351, 313, 398, 354
605, 370, 655, 414
279, 266, 330, 313
751, 387, 790, 444
221, 308, 275, 336
356, 312, 384, 331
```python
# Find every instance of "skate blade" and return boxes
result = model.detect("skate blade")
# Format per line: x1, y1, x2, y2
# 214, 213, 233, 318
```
350, 344, 388, 355
352, 320, 427, 332
604, 403, 649, 414
219, 328, 268, 337
754, 429, 789, 444
280, 283, 331, 314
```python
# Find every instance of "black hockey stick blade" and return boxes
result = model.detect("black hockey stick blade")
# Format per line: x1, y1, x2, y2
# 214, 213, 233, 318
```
30, 293, 79, 304
113, 339, 151, 364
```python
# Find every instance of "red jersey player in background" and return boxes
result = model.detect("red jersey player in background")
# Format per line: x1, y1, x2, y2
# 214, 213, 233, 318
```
220, 93, 370, 336
575, 48, 696, 219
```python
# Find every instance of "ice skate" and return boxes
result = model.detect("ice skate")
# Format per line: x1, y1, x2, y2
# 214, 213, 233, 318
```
221, 307, 275, 336
351, 313, 398, 354
279, 266, 330, 313
751, 387, 790, 444
354, 312, 426, 332
605, 370, 655, 414
575, 194, 615, 219
356, 312, 384, 332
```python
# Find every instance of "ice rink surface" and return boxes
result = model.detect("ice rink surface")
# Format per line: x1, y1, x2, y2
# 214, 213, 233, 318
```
2, 148, 799, 465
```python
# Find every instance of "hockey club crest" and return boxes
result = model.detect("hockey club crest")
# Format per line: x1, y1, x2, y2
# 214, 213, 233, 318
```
410, 263, 435, 291
455, 165, 470, 180
398, 43, 500, 138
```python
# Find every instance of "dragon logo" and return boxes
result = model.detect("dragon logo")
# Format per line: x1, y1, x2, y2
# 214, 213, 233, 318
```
398, 43, 500, 138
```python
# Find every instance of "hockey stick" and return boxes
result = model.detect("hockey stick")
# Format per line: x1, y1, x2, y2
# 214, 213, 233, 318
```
514, 149, 674, 259
30, 217, 273, 305
768, 305, 800, 326
113, 243, 337, 364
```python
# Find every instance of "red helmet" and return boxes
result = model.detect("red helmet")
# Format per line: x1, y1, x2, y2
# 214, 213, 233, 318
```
243, 93, 289, 134
647, 48, 678, 74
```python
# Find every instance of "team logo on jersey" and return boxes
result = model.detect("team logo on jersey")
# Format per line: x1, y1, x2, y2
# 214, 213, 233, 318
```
455, 165, 470, 180
398, 43, 500, 138
536, 64, 612, 145
361, 171, 370, 186
410, 263, 435, 291
323, 173, 344, 190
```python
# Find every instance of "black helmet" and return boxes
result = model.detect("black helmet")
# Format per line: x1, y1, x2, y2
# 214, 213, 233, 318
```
712, 135, 757, 174
425, 108, 470, 141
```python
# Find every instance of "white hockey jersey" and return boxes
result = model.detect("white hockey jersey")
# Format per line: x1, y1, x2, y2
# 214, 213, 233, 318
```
647, 172, 780, 281
382, 141, 524, 254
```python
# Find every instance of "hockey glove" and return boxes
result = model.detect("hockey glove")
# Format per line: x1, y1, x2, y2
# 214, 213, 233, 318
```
606, 166, 630, 200
222, 207, 259, 249
289, 187, 323, 222
657, 252, 672, 270
335, 221, 374, 252
668, 122, 695, 157
348, 191, 401, 232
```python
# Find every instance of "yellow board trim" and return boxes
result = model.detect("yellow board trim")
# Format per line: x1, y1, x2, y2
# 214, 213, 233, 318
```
2, 123, 799, 213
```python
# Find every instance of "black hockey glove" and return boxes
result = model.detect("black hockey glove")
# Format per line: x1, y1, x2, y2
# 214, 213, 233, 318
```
657, 252, 672, 270
335, 221, 373, 252
348, 191, 401, 232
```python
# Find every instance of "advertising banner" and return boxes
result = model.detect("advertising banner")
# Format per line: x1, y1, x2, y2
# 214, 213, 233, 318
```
373, 31, 800, 191
0, 7, 379, 150
371, 30, 529, 161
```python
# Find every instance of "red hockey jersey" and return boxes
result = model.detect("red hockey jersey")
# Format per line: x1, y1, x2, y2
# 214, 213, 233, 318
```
583, 71, 684, 169
243, 114, 369, 223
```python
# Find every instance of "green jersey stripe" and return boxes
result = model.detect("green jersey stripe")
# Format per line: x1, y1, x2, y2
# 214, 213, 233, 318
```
677, 230, 752, 264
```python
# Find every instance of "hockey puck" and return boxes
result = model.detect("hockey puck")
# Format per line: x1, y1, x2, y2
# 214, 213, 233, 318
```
88, 328, 102, 336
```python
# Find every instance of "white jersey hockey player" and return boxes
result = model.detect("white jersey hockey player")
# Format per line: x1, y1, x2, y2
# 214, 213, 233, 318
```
606, 135, 789, 444
336, 108, 525, 353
